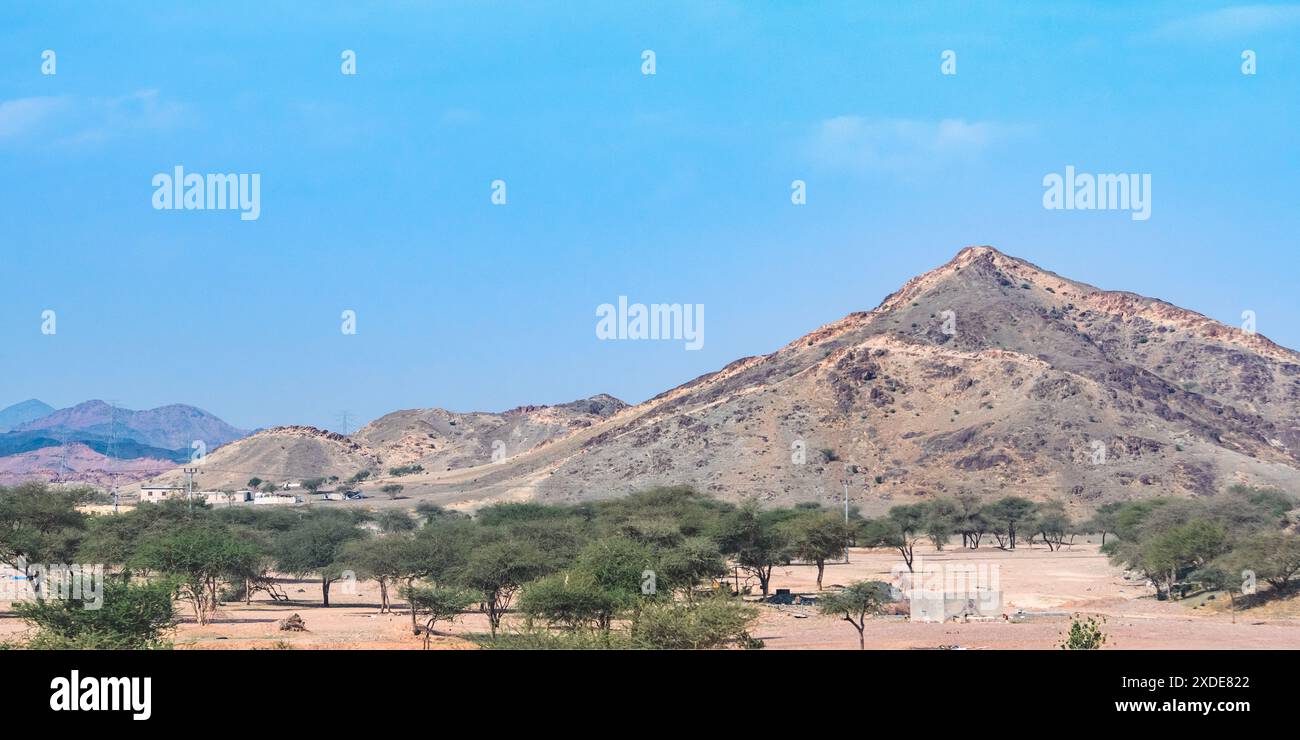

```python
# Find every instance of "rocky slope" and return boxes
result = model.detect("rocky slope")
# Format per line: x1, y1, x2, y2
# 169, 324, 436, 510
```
0, 443, 173, 488
403, 246, 1299, 512
133, 395, 627, 492
129, 247, 1300, 512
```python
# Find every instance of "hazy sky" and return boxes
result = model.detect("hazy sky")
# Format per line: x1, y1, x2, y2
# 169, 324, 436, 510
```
2, 1, 1297, 431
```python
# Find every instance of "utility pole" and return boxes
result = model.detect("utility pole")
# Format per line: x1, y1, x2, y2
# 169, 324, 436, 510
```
183, 467, 199, 512
840, 478, 850, 525
841, 474, 852, 565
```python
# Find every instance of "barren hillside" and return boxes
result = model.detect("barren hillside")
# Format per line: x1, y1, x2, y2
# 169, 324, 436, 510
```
133, 247, 1300, 513
388, 246, 1300, 513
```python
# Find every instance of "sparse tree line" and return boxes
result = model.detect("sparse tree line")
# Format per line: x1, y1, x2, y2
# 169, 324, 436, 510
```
0, 485, 810, 648
855, 494, 1085, 571
2, 482, 1294, 649
1093, 486, 1299, 603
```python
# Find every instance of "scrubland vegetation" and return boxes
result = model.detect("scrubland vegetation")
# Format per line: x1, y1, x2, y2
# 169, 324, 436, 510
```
0, 481, 1295, 649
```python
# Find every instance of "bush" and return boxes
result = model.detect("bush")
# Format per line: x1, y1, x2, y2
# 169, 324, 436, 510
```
631, 595, 759, 649
13, 578, 178, 649
1059, 615, 1107, 650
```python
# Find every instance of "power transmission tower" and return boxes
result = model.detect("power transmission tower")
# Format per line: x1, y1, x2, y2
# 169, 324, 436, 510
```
106, 399, 122, 505
55, 429, 70, 483
337, 410, 353, 436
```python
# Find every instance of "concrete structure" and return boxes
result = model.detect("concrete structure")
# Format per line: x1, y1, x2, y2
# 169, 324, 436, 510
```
254, 492, 298, 506
202, 490, 253, 506
139, 485, 185, 504
908, 588, 1002, 623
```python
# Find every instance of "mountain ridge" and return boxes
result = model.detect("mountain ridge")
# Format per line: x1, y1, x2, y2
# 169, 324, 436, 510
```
128, 246, 1300, 511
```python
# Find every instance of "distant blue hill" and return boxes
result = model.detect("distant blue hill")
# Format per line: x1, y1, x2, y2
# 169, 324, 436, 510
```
0, 430, 190, 463
0, 399, 55, 432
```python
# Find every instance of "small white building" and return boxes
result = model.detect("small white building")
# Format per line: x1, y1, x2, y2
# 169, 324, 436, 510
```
254, 492, 298, 506
202, 490, 253, 506
139, 486, 185, 504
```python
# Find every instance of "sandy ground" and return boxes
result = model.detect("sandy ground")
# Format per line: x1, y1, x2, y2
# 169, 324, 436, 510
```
2, 542, 1297, 649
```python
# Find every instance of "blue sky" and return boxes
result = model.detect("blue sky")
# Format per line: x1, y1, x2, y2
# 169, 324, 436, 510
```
2, 1, 1297, 431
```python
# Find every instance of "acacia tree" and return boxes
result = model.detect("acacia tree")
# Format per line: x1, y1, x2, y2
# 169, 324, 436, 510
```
983, 497, 1037, 550
859, 505, 927, 572
0, 484, 90, 597
273, 511, 364, 606
456, 534, 550, 636
401, 583, 476, 648
1034, 500, 1075, 551
782, 511, 850, 590
653, 536, 727, 599
716, 501, 790, 596
518, 572, 623, 632
924, 497, 961, 551
950, 493, 995, 549
1217, 532, 1300, 594
132, 524, 259, 624
817, 580, 891, 649
1107, 518, 1227, 600
342, 533, 412, 613
399, 519, 475, 633
1086, 501, 1123, 546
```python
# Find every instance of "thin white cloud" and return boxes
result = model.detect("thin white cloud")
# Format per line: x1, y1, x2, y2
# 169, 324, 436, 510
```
1148, 4, 1300, 41
0, 89, 186, 146
806, 116, 1026, 174
0, 96, 72, 138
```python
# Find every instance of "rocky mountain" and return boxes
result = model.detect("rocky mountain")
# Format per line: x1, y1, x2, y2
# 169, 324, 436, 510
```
12, 400, 247, 450
0, 399, 55, 432
0, 400, 248, 487
367, 246, 1299, 513
133, 395, 628, 492
351, 393, 628, 469
129, 247, 1300, 513
0, 444, 173, 488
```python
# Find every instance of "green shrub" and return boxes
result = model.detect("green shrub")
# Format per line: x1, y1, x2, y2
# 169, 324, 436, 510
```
13, 578, 178, 649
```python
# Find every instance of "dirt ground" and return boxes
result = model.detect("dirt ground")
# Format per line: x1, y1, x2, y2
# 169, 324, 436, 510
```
2, 541, 1297, 649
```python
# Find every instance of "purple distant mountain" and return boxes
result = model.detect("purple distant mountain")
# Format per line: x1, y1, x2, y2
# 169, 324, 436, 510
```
12, 400, 248, 451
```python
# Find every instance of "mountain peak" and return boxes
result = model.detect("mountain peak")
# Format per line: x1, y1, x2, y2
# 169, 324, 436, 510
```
11, 400, 247, 451
952, 244, 1003, 260
0, 399, 56, 433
